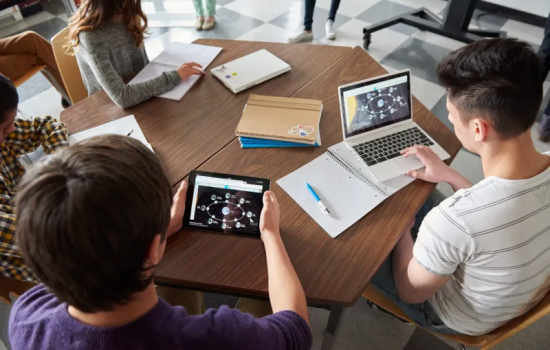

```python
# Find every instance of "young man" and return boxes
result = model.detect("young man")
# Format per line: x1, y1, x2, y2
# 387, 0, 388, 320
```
0, 73, 68, 282
9, 135, 312, 350
370, 38, 550, 336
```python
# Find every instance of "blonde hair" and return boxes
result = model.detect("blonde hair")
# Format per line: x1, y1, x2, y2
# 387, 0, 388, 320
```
67, 0, 147, 52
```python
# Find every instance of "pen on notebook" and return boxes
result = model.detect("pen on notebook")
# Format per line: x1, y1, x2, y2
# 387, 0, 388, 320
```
127, 129, 134, 136
306, 183, 331, 216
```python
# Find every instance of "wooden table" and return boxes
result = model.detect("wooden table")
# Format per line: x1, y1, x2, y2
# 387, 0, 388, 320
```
61, 40, 351, 185
61, 41, 461, 350
156, 47, 462, 349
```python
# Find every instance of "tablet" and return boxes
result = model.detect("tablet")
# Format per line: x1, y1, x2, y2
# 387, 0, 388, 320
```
184, 171, 270, 238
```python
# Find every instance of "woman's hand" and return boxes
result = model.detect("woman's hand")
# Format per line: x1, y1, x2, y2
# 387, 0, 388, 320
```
177, 62, 204, 80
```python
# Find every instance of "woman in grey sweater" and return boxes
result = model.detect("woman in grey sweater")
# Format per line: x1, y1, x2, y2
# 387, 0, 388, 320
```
68, 0, 203, 109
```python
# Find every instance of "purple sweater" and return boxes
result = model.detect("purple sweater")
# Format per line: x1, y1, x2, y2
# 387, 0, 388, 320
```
9, 286, 312, 350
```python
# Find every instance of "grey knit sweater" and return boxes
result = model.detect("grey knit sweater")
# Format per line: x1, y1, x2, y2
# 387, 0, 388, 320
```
76, 23, 181, 109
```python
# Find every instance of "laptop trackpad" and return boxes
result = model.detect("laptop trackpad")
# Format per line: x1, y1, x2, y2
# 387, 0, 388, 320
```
394, 156, 424, 173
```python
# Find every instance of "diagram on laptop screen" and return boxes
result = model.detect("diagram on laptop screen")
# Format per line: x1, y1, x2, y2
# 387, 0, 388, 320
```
346, 80, 409, 133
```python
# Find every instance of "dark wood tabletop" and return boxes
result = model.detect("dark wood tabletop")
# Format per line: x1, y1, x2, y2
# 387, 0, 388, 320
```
156, 46, 462, 306
60, 39, 351, 185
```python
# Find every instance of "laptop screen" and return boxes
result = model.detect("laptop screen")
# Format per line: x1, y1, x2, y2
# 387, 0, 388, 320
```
340, 70, 412, 138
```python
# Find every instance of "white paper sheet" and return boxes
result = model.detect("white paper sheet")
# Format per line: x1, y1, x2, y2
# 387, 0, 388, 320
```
153, 42, 222, 67
69, 115, 153, 151
129, 42, 222, 101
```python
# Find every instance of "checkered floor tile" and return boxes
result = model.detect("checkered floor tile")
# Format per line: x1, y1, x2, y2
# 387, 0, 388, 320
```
3, 0, 546, 126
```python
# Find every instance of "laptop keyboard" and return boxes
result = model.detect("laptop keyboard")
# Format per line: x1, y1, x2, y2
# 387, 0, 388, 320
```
352, 127, 434, 166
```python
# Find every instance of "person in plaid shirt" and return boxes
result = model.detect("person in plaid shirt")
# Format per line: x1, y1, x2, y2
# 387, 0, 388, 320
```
0, 74, 68, 281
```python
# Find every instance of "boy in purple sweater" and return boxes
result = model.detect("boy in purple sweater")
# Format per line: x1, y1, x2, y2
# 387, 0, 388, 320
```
8, 135, 312, 350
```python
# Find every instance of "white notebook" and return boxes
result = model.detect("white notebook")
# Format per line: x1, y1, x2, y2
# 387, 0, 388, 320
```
211, 49, 291, 94
277, 142, 415, 238
130, 42, 222, 101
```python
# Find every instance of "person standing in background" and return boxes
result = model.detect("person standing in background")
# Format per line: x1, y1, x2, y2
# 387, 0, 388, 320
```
0, 31, 69, 107
537, 12, 550, 141
193, 0, 217, 31
288, 0, 341, 43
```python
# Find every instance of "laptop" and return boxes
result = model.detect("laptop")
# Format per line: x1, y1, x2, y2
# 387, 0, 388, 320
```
338, 69, 449, 182
211, 49, 291, 94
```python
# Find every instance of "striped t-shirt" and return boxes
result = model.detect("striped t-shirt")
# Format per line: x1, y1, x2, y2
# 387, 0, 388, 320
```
413, 166, 550, 335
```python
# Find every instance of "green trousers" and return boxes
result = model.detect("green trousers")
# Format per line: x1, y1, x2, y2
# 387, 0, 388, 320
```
193, 0, 216, 17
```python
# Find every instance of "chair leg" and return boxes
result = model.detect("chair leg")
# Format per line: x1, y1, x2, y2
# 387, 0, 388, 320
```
458, 343, 468, 350
41, 69, 72, 106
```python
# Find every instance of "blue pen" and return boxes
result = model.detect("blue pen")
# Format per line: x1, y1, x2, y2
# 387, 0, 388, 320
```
306, 183, 331, 216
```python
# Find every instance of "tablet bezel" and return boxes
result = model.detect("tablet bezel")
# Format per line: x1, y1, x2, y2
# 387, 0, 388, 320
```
183, 170, 270, 238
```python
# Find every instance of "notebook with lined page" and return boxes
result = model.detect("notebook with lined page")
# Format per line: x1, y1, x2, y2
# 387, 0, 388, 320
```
235, 94, 323, 145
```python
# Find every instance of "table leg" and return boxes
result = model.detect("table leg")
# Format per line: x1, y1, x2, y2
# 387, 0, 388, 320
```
320, 305, 346, 350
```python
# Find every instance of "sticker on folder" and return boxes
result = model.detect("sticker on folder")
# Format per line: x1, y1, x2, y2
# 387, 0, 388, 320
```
288, 125, 314, 137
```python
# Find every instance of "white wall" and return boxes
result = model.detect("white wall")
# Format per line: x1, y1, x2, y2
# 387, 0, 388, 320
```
484, 0, 549, 16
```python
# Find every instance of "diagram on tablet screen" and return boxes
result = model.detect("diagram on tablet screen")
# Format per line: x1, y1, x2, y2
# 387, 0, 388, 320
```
192, 188, 261, 233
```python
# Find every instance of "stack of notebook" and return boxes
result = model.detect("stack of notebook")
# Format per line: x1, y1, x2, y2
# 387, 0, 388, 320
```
235, 94, 323, 148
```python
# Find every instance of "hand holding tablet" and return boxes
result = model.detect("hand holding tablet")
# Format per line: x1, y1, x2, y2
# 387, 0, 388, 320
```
183, 171, 270, 238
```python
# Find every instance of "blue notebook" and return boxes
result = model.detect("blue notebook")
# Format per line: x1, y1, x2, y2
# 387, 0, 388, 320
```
239, 137, 319, 148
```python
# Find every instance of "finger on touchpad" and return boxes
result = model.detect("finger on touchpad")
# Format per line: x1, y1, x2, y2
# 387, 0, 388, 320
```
394, 156, 424, 172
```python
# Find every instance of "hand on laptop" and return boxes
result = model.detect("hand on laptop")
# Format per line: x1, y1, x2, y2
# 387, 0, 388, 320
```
401, 146, 472, 191
401, 145, 451, 183
260, 191, 281, 243
167, 181, 188, 237
177, 62, 204, 80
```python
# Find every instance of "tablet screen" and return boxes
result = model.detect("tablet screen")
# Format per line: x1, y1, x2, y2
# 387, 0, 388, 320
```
184, 171, 270, 237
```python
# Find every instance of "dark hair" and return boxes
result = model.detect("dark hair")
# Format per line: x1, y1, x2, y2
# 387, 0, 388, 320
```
0, 74, 18, 123
436, 38, 543, 139
16, 135, 172, 312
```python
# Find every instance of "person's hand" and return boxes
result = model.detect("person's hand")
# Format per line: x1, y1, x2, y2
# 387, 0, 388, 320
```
167, 181, 188, 237
401, 145, 454, 183
259, 191, 281, 243
176, 62, 204, 80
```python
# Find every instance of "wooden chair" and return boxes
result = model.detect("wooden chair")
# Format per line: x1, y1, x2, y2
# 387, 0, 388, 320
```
0, 274, 35, 306
11, 62, 71, 105
362, 285, 550, 350
51, 27, 88, 105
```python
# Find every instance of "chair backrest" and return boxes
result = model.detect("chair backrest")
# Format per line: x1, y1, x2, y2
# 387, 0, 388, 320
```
481, 291, 550, 349
51, 27, 88, 104
0, 274, 35, 305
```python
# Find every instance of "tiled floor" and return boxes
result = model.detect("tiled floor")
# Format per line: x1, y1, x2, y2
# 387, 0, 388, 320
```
2, 0, 550, 349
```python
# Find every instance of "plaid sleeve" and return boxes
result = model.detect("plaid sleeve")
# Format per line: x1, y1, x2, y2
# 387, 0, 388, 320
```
4, 116, 69, 156
0, 199, 36, 282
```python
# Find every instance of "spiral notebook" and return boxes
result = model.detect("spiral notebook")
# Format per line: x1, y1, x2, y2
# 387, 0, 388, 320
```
235, 94, 322, 145
277, 142, 415, 238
